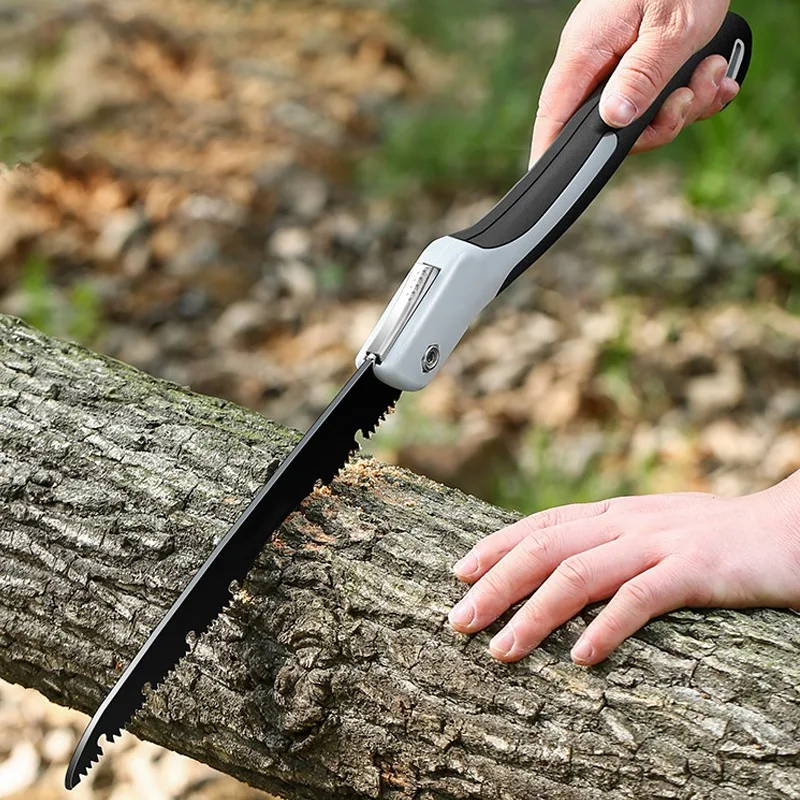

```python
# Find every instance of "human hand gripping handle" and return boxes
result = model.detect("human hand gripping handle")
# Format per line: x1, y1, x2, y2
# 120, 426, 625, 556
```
452, 11, 751, 293
530, 0, 741, 163
358, 12, 751, 393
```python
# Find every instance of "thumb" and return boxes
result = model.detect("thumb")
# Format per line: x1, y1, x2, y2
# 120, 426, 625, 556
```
600, 31, 696, 128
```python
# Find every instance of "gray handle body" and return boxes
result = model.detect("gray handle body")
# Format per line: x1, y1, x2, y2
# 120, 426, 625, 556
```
358, 12, 752, 392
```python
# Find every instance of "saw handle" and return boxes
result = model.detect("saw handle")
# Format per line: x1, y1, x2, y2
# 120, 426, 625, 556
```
360, 11, 751, 392
451, 11, 752, 292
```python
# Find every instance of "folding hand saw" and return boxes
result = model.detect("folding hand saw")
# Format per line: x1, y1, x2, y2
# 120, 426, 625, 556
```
67, 12, 751, 787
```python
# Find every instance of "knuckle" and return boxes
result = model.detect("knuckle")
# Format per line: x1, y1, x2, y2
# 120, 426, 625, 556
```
712, 92, 728, 113
518, 600, 547, 632
556, 556, 593, 595
597, 498, 613, 516
600, 607, 629, 638
574, 41, 618, 71
693, 79, 720, 109
603, 518, 625, 542
522, 506, 561, 534
536, 507, 560, 529
648, 2, 727, 63
479, 568, 513, 603
534, 92, 560, 125
623, 58, 667, 100
649, 2, 696, 43
521, 534, 552, 569
609, 494, 647, 512
665, 9, 696, 41
620, 578, 656, 611
537, 50, 609, 126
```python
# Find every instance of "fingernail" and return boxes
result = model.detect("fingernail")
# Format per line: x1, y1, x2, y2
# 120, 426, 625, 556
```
453, 553, 479, 579
490, 626, 516, 657
602, 93, 637, 127
720, 77, 740, 104
571, 637, 594, 664
679, 95, 693, 121
448, 597, 476, 629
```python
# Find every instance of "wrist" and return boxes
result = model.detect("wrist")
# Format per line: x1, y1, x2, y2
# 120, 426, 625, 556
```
762, 472, 800, 608
770, 470, 800, 523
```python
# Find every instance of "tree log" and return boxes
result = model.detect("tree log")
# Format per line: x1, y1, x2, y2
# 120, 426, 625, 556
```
1, 313, 799, 800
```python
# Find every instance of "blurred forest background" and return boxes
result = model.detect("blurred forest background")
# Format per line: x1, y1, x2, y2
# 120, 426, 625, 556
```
0, 0, 798, 797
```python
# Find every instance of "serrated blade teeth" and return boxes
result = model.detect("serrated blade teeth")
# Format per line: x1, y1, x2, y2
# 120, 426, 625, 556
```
360, 402, 395, 440
67, 740, 104, 789
65, 361, 402, 791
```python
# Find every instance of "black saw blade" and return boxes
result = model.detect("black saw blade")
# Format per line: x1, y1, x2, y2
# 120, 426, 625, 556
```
66, 358, 401, 789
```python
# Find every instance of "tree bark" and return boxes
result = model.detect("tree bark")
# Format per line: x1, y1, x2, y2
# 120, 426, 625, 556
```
1, 314, 799, 800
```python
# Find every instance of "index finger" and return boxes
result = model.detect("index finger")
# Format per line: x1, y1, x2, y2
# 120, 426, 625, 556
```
452, 499, 611, 582
530, 49, 615, 166
529, 11, 638, 166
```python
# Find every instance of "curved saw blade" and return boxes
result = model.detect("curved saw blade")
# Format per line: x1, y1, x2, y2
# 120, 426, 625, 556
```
66, 358, 400, 789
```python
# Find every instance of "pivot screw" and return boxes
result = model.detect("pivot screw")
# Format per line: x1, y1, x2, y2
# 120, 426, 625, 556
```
422, 344, 440, 373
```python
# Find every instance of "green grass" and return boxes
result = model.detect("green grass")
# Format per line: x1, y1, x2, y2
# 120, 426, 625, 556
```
667, 0, 800, 210
487, 428, 653, 516
366, 391, 463, 453
368, 388, 656, 514
362, 0, 572, 200
597, 316, 634, 382
0, 43, 55, 165
17, 254, 103, 345
373, 0, 800, 214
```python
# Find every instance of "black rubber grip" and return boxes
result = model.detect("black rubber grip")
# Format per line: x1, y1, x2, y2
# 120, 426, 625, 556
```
452, 11, 752, 294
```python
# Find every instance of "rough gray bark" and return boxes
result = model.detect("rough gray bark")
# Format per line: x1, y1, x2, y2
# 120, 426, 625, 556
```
0, 313, 799, 800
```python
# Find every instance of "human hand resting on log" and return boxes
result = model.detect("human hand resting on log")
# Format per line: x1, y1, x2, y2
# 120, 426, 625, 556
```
448, 480, 800, 665
447, 0, 762, 666
529, 0, 739, 166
